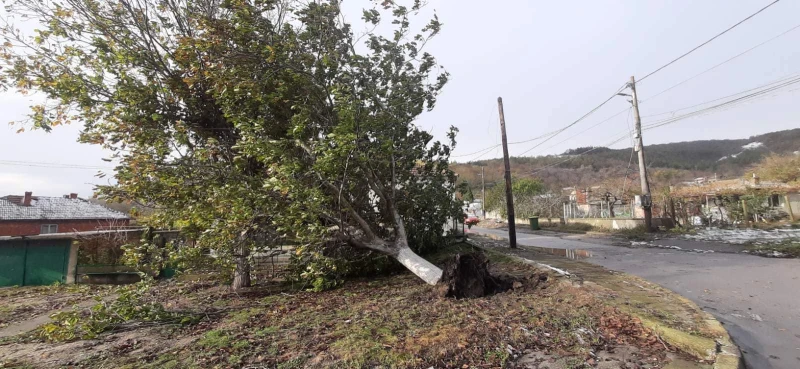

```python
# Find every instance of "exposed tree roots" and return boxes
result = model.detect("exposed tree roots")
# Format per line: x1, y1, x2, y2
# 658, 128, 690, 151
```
437, 252, 548, 298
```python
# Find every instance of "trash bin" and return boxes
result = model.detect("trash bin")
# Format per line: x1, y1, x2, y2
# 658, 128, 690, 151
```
528, 216, 540, 230
160, 267, 176, 279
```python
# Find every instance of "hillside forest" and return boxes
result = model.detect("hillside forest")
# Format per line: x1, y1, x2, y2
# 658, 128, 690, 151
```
453, 128, 800, 200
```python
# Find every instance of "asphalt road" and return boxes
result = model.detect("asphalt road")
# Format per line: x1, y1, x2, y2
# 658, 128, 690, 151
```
473, 227, 800, 369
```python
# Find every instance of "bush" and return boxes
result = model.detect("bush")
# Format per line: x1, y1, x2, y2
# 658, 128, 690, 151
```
611, 226, 649, 241
286, 243, 402, 292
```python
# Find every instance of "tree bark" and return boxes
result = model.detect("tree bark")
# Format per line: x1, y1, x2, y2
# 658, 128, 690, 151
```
232, 243, 251, 290
394, 246, 443, 285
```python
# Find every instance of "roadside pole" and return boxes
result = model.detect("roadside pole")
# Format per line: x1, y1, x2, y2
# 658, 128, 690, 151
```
481, 166, 486, 219
629, 76, 653, 231
497, 97, 517, 248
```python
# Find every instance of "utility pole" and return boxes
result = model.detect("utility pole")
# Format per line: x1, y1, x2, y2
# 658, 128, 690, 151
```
480, 166, 486, 219
497, 97, 516, 248
629, 76, 653, 231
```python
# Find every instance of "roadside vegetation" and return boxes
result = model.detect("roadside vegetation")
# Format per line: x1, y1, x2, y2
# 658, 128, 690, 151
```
539, 222, 596, 234
743, 239, 800, 258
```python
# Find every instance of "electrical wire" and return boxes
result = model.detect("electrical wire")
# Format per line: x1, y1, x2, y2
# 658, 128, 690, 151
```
526, 74, 800, 175
527, 131, 631, 175
516, 83, 628, 157
642, 76, 800, 130
0, 160, 114, 170
522, 107, 632, 158
642, 22, 800, 102
453, 82, 628, 160
450, 144, 501, 158
641, 72, 800, 119
638, 0, 782, 82
457, 12, 793, 160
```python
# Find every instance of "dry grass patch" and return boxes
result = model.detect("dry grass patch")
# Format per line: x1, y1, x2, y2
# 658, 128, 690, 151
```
1, 245, 675, 369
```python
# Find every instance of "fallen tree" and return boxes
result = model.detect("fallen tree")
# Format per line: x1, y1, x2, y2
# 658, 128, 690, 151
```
2, 0, 470, 289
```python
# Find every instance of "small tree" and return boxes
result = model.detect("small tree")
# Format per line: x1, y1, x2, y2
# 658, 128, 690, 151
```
458, 181, 475, 203
484, 178, 545, 219
753, 154, 800, 184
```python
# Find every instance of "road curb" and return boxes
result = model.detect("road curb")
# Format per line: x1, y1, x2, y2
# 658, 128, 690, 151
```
466, 236, 745, 369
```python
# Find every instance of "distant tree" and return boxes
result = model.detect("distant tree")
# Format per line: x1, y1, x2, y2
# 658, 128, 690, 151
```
458, 181, 475, 203
753, 153, 800, 184
485, 178, 545, 219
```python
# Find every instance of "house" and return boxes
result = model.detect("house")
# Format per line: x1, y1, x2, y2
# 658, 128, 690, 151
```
562, 186, 638, 219
561, 186, 673, 229
671, 174, 800, 222
0, 192, 130, 237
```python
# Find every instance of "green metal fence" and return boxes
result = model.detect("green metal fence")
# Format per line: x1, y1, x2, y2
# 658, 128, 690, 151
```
0, 239, 71, 287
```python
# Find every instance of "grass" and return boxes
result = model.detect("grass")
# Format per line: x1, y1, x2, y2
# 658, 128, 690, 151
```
1, 244, 673, 369
540, 222, 596, 234
744, 239, 800, 257
609, 225, 650, 241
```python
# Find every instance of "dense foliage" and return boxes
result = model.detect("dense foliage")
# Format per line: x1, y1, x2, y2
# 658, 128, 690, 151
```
1, 0, 461, 288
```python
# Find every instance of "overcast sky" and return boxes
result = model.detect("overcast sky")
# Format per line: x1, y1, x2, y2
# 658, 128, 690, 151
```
2, 0, 799, 197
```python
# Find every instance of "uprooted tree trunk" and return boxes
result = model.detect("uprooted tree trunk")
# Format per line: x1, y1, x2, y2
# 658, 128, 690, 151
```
395, 245, 443, 285
438, 252, 513, 298
352, 238, 509, 298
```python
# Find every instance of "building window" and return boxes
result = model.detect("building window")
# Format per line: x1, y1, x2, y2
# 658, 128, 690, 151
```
40, 224, 58, 234
770, 194, 781, 207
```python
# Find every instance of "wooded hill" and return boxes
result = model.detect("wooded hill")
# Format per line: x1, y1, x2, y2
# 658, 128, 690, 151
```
453, 128, 800, 195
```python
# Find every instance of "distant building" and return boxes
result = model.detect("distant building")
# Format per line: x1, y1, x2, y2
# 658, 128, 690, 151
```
0, 192, 130, 237
671, 174, 800, 222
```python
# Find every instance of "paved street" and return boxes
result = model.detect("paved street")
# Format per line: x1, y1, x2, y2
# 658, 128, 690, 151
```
473, 227, 800, 369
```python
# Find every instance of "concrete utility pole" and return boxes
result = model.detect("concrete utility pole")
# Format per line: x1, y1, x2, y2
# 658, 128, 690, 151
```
629, 76, 653, 231
497, 97, 517, 248
480, 166, 486, 219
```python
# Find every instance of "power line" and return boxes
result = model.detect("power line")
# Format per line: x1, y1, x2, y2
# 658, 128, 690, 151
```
528, 132, 631, 175
453, 82, 627, 160
643, 22, 800, 102
638, 0, 782, 82
451, 144, 501, 158
642, 76, 800, 131
641, 72, 800, 119
0, 160, 114, 170
451, 128, 564, 159
516, 83, 628, 157
453, 3, 789, 161
523, 107, 632, 158
525, 75, 800, 175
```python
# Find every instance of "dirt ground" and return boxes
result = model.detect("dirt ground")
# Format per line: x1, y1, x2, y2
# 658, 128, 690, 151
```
0, 244, 697, 369
0, 285, 113, 331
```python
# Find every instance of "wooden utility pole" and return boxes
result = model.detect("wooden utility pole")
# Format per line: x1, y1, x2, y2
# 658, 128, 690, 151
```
497, 97, 516, 248
481, 166, 486, 219
629, 76, 653, 231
